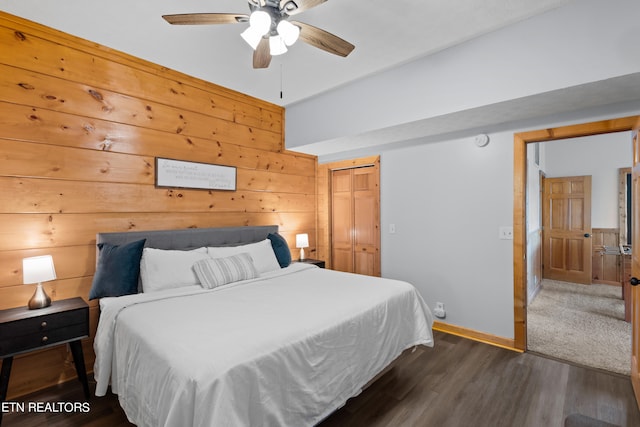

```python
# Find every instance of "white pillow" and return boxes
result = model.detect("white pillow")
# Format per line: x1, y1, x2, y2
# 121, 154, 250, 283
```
140, 247, 209, 292
207, 239, 280, 274
192, 253, 259, 289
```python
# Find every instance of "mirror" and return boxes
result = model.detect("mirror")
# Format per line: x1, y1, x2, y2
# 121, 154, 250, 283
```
619, 167, 631, 246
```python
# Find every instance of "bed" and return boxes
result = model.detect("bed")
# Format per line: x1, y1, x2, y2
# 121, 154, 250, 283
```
91, 226, 434, 427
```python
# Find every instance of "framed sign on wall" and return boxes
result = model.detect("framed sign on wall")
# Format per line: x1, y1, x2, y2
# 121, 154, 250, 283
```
155, 158, 237, 191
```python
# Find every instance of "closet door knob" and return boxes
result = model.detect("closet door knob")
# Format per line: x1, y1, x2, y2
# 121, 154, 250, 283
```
631, 277, 640, 286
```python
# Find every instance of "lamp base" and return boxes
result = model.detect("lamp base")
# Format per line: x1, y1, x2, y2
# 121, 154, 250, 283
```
299, 248, 305, 260
28, 283, 51, 310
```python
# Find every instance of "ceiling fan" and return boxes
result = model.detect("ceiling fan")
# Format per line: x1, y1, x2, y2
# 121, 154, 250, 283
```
162, 0, 355, 69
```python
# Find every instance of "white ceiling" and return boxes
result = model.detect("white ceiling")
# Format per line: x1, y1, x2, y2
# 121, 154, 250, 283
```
1, 0, 572, 107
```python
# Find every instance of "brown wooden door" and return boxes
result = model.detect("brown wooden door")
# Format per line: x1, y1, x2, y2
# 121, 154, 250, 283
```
353, 166, 379, 275
332, 169, 354, 273
331, 166, 380, 276
542, 175, 592, 284
631, 120, 640, 407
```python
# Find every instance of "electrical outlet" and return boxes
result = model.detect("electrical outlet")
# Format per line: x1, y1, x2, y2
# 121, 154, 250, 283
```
434, 302, 446, 318
389, 224, 396, 234
499, 226, 513, 240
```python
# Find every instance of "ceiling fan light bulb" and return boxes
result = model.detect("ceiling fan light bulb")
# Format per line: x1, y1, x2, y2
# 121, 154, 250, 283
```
249, 10, 271, 36
277, 20, 300, 46
241, 27, 263, 50
269, 35, 288, 56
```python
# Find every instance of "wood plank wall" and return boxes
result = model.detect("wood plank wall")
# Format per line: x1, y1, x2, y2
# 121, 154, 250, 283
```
0, 12, 317, 398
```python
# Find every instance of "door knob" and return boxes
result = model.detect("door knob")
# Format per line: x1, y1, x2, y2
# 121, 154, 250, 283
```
584, 233, 591, 238
631, 277, 640, 286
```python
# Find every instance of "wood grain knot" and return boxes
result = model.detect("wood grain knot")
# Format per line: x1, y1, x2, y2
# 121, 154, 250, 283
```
87, 89, 103, 101
18, 82, 35, 90
14, 31, 26, 41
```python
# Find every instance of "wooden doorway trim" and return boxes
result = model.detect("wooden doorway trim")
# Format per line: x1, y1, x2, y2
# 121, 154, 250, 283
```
318, 156, 380, 271
513, 115, 640, 351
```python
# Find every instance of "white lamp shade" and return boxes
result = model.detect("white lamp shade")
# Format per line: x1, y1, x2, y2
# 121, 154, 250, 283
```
23, 255, 57, 284
241, 26, 263, 50
296, 233, 309, 248
277, 20, 300, 46
269, 35, 288, 55
242, 10, 271, 50
249, 10, 271, 35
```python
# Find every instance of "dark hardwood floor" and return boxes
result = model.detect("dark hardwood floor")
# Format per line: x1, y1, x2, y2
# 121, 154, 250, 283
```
3, 331, 639, 426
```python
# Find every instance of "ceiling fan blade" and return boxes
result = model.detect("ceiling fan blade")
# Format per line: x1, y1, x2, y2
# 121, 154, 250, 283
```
280, 0, 327, 15
292, 21, 354, 57
162, 13, 248, 25
253, 38, 272, 69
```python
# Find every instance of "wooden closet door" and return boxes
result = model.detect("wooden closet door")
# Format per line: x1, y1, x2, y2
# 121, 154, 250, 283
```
331, 169, 354, 273
353, 166, 380, 276
331, 166, 380, 276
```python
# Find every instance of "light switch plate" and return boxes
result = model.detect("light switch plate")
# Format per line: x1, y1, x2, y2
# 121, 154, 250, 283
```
499, 226, 513, 240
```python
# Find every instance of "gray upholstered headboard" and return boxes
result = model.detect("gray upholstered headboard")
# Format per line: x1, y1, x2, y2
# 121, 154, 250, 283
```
96, 225, 279, 251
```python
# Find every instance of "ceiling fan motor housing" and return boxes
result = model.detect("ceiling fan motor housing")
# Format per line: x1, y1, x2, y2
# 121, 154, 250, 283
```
249, 0, 298, 15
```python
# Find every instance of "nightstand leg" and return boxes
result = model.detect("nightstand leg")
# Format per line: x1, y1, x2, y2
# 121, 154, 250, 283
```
0, 356, 13, 425
68, 341, 90, 399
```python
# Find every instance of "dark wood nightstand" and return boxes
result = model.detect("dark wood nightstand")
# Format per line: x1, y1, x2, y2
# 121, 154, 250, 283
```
294, 258, 326, 268
0, 297, 90, 420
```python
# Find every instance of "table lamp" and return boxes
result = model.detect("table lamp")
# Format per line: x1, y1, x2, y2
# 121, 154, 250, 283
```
296, 233, 309, 260
23, 255, 56, 309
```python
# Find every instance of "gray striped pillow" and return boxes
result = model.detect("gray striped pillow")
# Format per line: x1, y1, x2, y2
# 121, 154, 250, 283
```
192, 253, 258, 289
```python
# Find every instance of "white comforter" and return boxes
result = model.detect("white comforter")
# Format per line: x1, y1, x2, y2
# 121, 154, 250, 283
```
94, 263, 434, 427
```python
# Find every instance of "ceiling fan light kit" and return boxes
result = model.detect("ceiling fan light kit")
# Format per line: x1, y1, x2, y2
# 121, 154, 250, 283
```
269, 34, 288, 55
277, 20, 300, 46
249, 9, 271, 33
241, 26, 264, 50
162, 0, 354, 69
242, 8, 295, 56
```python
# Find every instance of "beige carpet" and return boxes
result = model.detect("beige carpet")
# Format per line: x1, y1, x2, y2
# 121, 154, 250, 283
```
527, 279, 631, 375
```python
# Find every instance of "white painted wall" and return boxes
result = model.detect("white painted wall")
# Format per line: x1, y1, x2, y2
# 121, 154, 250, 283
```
527, 143, 545, 234
350, 106, 639, 340
543, 132, 632, 228
526, 143, 545, 299
382, 133, 514, 337
286, 0, 640, 149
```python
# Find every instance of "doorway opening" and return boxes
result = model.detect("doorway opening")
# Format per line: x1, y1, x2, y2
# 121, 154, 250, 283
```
525, 136, 631, 374
512, 115, 640, 350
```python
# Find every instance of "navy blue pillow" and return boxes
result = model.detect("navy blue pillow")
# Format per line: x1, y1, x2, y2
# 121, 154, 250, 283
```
267, 233, 291, 268
89, 239, 146, 300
